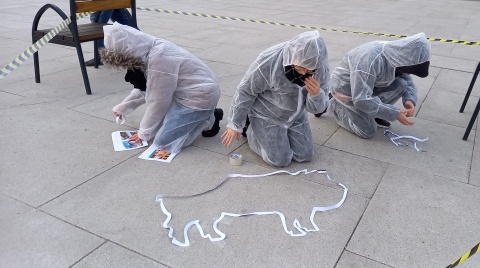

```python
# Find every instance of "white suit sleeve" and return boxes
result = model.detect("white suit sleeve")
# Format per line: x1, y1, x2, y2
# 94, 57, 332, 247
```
400, 74, 417, 106
227, 69, 268, 133
112, 88, 146, 116
306, 63, 330, 113
350, 58, 400, 122
137, 56, 179, 141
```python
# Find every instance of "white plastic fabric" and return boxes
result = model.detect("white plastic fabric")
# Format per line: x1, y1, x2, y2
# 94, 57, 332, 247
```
330, 33, 431, 123
227, 30, 330, 133
105, 23, 220, 141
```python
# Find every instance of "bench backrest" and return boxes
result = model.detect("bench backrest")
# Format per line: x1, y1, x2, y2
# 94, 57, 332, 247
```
75, 0, 132, 13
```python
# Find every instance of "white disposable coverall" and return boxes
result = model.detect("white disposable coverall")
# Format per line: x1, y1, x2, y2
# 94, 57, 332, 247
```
227, 31, 330, 167
328, 33, 431, 138
103, 23, 220, 153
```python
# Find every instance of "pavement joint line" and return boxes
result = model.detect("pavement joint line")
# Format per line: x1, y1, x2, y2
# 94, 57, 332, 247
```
67, 240, 107, 268
36, 152, 140, 209
321, 145, 478, 187
137, 7, 480, 46
332, 165, 387, 267
34, 201, 174, 268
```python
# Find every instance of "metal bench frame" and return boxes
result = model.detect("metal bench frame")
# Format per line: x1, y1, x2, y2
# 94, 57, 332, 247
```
32, 0, 137, 95
459, 62, 480, 141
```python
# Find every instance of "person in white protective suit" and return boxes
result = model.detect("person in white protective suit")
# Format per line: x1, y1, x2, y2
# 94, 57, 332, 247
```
222, 31, 330, 167
328, 33, 431, 138
101, 23, 222, 154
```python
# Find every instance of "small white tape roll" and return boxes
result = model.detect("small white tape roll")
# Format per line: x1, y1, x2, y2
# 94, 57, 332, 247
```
229, 154, 243, 166
116, 116, 126, 125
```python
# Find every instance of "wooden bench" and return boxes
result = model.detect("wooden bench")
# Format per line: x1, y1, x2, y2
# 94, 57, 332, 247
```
32, 0, 137, 95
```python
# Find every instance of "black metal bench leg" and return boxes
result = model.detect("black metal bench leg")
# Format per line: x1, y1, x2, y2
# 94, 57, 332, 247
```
460, 62, 480, 113
463, 98, 480, 141
33, 50, 40, 83
74, 41, 92, 95
94, 40, 99, 69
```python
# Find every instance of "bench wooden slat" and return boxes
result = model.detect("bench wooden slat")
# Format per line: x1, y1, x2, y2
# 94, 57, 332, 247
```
75, 0, 131, 13
34, 23, 109, 42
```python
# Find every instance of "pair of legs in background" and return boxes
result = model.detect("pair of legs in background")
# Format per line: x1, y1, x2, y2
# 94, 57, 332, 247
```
329, 77, 408, 139
87, 9, 133, 66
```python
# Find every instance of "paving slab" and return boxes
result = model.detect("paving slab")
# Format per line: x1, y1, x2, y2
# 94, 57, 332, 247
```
217, 74, 247, 97
204, 61, 248, 79
324, 117, 474, 183
0, 102, 140, 207
0, 59, 81, 87
335, 251, 393, 268
430, 68, 480, 97
0, 90, 49, 109
347, 165, 480, 268
0, 194, 104, 268
192, 44, 262, 67
451, 42, 480, 60
308, 113, 341, 146
417, 90, 479, 128
72, 242, 168, 268
430, 54, 479, 73
2, 66, 129, 103
232, 143, 388, 199
41, 146, 368, 268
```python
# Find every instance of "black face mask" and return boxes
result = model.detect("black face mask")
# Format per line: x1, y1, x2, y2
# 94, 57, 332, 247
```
125, 68, 147, 91
284, 65, 312, 87
395, 61, 430, 78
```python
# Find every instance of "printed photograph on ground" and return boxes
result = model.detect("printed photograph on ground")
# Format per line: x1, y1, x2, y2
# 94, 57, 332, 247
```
139, 144, 178, 163
112, 131, 148, 151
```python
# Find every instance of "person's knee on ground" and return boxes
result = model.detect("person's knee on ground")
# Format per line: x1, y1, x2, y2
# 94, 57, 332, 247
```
292, 147, 313, 163
259, 147, 293, 167
348, 118, 376, 139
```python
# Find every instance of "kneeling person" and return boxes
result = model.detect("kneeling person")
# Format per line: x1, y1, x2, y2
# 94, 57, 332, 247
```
222, 31, 330, 167
329, 33, 431, 138
102, 23, 222, 154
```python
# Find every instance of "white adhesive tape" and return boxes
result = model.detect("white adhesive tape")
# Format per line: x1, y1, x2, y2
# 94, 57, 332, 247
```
116, 116, 126, 125
229, 154, 243, 166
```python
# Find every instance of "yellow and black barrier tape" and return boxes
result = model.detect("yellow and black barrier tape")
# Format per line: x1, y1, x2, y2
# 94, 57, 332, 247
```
0, 12, 91, 80
446, 242, 480, 268
137, 7, 480, 46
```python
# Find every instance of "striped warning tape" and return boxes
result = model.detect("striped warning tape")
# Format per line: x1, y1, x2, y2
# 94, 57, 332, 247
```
0, 12, 91, 80
446, 242, 480, 268
137, 7, 480, 46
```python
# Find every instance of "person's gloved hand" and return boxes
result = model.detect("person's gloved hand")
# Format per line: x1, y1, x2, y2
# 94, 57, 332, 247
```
125, 69, 147, 91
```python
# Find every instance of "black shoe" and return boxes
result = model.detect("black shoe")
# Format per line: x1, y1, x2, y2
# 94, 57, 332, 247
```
85, 58, 103, 67
241, 116, 250, 137
314, 107, 328, 117
375, 118, 391, 128
202, 108, 223, 137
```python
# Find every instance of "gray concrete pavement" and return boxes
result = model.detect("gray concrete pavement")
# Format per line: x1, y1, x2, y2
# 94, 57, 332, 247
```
1, 0, 479, 267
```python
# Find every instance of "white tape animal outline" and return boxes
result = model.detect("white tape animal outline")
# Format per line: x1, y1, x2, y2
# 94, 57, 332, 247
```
156, 169, 348, 247
383, 130, 429, 152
